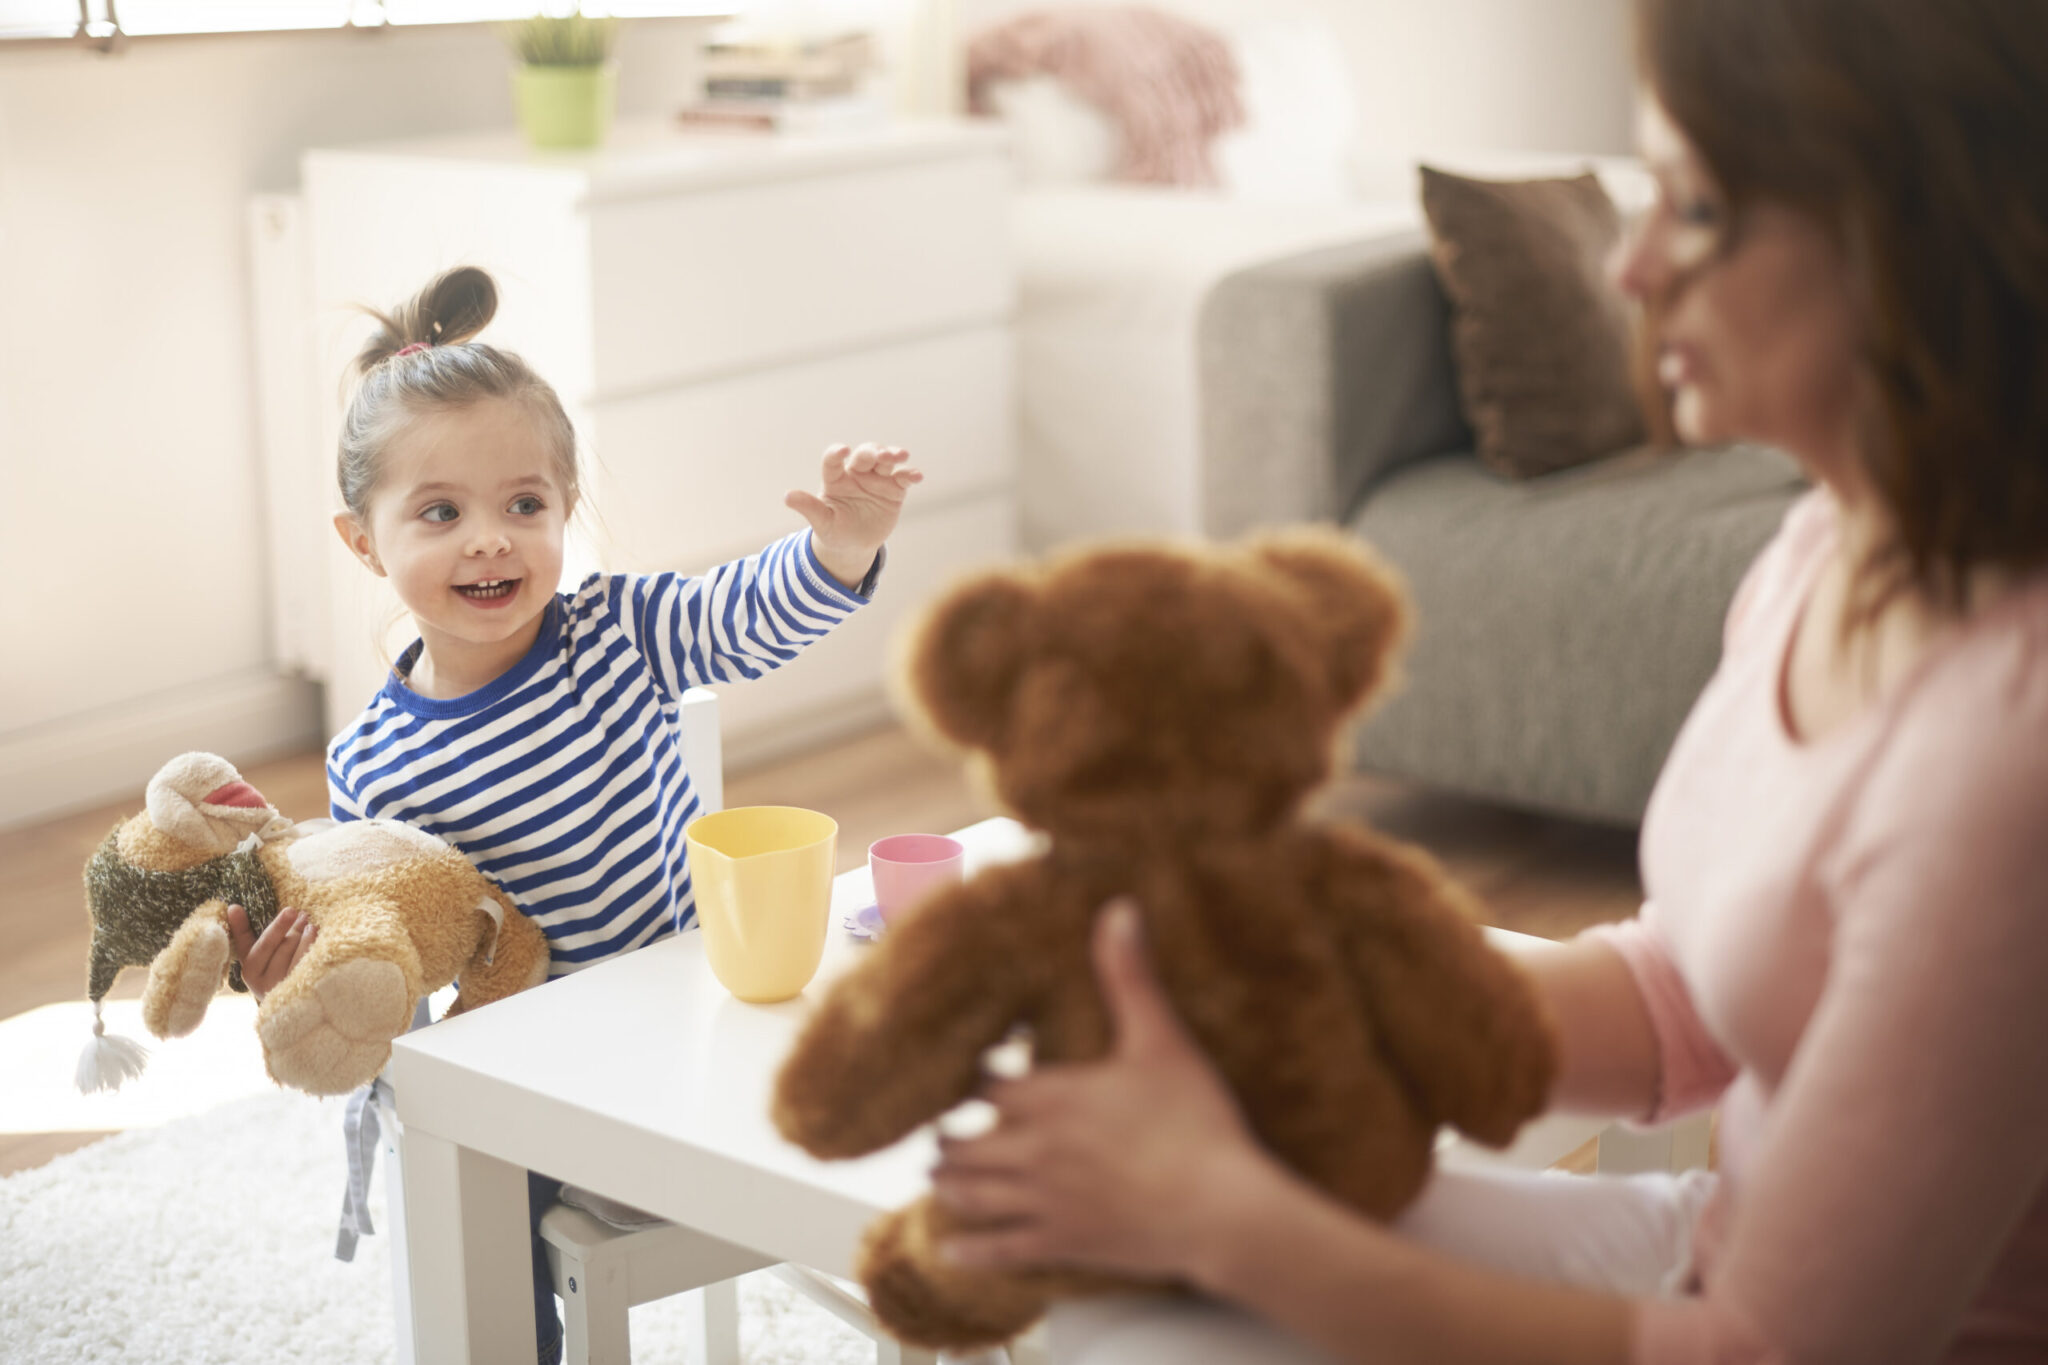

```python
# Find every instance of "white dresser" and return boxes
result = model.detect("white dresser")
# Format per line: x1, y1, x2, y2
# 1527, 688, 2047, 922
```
288, 119, 1016, 763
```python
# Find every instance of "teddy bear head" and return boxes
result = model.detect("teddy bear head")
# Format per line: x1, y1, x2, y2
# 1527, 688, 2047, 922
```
896, 529, 1411, 840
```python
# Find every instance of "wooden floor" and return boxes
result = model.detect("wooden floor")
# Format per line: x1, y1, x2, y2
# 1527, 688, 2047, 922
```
0, 722, 1640, 1178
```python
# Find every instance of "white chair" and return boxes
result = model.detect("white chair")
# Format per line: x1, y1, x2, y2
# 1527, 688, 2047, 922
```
537, 1205, 956, 1365
538, 1200, 768, 1365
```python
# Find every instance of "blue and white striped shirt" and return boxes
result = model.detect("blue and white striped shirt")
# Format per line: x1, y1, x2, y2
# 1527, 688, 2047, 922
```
325, 531, 873, 975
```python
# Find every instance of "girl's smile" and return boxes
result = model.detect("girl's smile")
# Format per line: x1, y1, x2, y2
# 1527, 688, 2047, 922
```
453, 576, 524, 607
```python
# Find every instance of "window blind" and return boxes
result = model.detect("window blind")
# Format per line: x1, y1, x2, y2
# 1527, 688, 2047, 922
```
0, 0, 723, 44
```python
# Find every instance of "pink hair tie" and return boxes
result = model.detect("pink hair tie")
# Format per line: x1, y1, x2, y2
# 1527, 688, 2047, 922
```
395, 342, 431, 358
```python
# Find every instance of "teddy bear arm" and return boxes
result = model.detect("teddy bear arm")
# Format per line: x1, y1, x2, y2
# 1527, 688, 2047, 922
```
446, 888, 551, 1017
774, 879, 1031, 1159
140, 900, 235, 1039
1323, 850, 1558, 1147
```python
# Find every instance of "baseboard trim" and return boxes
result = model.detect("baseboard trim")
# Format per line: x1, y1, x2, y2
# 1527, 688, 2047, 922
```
0, 671, 324, 832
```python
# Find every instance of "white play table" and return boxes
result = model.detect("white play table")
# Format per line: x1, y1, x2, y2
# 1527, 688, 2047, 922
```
388, 817, 1040, 1362
387, 816, 1627, 1362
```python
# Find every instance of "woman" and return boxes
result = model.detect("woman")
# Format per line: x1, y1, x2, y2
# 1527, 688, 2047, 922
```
930, 1, 2048, 1361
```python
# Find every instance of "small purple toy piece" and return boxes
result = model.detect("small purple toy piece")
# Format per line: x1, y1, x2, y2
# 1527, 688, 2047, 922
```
844, 901, 887, 941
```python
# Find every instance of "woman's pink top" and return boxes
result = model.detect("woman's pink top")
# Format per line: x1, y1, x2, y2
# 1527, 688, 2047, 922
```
1594, 489, 2048, 1364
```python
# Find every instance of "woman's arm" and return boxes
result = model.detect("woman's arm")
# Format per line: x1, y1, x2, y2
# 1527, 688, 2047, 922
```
1501, 932, 1664, 1119
1192, 1157, 1632, 1365
934, 904, 1636, 1365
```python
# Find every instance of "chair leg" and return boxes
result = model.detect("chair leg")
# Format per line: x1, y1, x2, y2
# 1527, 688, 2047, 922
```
554, 1244, 631, 1365
771, 1264, 946, 1365
683, 1279, 742, 1365
381, 1117, 417, 1365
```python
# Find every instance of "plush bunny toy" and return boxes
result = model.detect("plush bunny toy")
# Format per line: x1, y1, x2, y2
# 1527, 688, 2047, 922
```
76, 752, 549, 1096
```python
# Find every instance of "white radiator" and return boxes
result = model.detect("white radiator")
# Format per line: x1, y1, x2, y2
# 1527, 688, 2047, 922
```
246, 191, 331, 684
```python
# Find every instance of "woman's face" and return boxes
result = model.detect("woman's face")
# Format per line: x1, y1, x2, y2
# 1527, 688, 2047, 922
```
1612, 95, 1868, 476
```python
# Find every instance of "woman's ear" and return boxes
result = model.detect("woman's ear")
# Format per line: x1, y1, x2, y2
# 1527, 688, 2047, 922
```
892, 570, 1040, 751
334, 512, 384, 576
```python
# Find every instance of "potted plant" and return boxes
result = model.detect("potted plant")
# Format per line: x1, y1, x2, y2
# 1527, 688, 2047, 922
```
510, 8, 619, 150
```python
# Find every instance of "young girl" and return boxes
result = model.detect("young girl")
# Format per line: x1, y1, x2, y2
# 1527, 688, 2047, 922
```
229, 263, 921, 1364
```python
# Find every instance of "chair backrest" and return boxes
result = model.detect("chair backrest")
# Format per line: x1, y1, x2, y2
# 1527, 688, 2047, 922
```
678, 688, 723, 816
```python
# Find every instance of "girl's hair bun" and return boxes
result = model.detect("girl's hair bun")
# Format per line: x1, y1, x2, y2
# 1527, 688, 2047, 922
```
354, 266, 500, 376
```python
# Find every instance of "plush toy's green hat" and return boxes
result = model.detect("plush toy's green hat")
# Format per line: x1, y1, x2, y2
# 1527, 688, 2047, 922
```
75, 752, 290, 1094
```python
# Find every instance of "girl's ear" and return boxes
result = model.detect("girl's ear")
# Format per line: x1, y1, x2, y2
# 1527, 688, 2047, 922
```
334, 512, 385, 577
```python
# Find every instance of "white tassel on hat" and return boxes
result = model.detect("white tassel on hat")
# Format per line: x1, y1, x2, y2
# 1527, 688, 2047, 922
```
75, 1000, 151, 1094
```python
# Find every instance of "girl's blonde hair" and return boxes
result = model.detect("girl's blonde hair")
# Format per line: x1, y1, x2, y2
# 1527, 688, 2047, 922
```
337, 266, 580, 522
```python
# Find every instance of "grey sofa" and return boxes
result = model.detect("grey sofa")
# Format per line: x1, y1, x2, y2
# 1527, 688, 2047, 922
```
1197, 229, 1806, 826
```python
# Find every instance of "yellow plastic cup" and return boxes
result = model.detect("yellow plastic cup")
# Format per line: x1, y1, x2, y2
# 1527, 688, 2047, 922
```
686, 806, 839, 1003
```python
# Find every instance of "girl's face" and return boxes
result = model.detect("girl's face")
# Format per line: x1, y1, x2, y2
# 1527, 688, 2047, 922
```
336, 396, 569, 667
1611, 95, 1867, 480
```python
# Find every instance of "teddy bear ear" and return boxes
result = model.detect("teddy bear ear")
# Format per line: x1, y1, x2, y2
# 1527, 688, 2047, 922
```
1246, 529, 1413, 711
892, 569, 1041, 750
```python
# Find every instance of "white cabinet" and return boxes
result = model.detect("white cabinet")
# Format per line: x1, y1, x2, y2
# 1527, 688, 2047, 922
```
290, 120, 1016, 764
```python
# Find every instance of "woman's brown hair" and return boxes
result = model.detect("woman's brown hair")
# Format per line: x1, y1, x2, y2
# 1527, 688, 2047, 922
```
1636, 0, 2048, 613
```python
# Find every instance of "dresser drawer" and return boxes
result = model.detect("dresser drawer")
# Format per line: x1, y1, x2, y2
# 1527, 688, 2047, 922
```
586, 153, 1012, 399
704, 493, 1019, 758
584, 323, 1013, 571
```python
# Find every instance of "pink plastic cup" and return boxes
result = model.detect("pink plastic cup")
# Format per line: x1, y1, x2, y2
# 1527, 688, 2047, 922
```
868, 833, 967, 928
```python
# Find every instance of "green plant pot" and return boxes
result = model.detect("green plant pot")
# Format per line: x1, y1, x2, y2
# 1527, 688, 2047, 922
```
514, 62, 617, 150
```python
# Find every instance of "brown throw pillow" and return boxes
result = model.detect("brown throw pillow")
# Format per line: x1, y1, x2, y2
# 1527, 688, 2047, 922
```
1419, 166, 1646, 478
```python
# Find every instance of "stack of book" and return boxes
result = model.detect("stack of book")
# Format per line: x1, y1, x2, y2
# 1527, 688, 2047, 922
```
678, 32, 887, 133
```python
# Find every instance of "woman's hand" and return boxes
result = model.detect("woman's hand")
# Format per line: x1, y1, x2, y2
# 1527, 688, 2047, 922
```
931, 900, 1284, 1283
226, 903, 317, 1003
786, 442, 923, 590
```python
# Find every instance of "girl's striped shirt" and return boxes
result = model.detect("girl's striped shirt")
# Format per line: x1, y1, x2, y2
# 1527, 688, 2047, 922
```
325, 530, 874, 975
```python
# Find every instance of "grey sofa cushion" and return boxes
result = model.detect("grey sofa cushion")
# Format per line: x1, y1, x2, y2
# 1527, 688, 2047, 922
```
1351, 444, 1806, 826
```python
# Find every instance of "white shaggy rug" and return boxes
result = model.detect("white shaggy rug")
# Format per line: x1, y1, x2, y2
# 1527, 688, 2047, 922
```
0, 1090, 882, 1365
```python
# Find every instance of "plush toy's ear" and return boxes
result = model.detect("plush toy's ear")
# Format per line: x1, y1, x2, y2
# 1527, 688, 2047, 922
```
1246, 529, 1412, 712
145, 751, 288, 855
893, 570, 1041, 750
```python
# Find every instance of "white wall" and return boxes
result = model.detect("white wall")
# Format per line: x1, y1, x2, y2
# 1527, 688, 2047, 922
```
959, 0, 1638, 163
1331, 0, 1636, 163
0, 20, 709, 829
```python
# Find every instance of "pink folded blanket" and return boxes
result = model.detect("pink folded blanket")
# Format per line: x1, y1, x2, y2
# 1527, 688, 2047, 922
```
967, 6, 1245, 187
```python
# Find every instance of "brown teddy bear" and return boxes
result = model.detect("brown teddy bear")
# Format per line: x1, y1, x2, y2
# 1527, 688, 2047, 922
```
75, 751, 550, 1097
771, 528, 1558, 1352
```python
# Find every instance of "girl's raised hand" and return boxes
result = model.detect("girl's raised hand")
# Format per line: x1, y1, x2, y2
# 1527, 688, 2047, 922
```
930, 900, 1279, 1283
226, 903, 318, 1003
785, 443, 923, 591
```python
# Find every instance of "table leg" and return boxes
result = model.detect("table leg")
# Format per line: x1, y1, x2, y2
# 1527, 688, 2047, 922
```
397, 1125, 537, 1364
